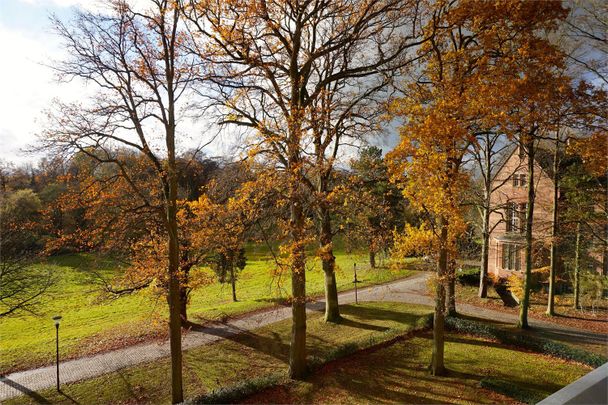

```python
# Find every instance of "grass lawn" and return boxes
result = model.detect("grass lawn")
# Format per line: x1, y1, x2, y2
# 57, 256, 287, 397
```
6, 302, 592, 405
5, 302, 434, 405
244, 331, 592, 405
0, 249, 419, 373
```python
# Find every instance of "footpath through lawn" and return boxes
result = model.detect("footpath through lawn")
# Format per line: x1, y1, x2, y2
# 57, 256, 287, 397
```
0, 250, 418, 373
5, 301, 594, 405
5, 302, 433, 404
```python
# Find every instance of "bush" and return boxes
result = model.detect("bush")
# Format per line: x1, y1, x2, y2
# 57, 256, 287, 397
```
456, 267, 480, 286
445, 316, 606, 368
185, 373, 286, 404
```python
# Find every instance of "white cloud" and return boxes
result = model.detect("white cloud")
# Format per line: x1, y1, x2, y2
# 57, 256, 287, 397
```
0, 22, 85, 163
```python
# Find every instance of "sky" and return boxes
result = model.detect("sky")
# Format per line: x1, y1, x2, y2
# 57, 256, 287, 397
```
0, 0, 84, 163
0, 0, 397, 166
0, 0, 236, 165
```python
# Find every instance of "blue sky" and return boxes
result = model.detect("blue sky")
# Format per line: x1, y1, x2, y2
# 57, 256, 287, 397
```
0, 0, 81, 163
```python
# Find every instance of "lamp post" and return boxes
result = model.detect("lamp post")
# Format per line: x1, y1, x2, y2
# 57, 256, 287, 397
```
52, 315, 62, 391
353, 263, 358, 304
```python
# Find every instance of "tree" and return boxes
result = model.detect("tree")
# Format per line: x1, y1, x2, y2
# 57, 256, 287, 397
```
210, 249, 246, 302
345, 146, 407, 268
43, 2, 201, 401
0, 189, 54, 317
564, 0, 608, 86
186, 0, 429, 377
469, 133, 519, 298
561, 159, 605, 309
389, 0, 571, 371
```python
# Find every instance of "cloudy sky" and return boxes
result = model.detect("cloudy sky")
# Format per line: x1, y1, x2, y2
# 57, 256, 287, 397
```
0, 0, 399, 166
0, 0, 236, 165
0, 1, 84, 163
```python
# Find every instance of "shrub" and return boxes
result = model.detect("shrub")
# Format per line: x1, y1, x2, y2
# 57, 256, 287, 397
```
185, 373, 286, 405
456, 267, 480, 286
445, 316, 606, 368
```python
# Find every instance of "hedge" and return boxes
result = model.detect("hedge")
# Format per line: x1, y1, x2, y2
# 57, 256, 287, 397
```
456, 267, 481, 286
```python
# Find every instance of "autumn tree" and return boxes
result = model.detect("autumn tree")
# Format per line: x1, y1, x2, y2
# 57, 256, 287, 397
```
389, 0, 571, 371
185, 0, 429, 377
540, 82, 605, 316
42, 1, 201, 401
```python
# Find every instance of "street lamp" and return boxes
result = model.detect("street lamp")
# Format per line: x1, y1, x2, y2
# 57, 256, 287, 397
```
52, 315, 62, 391
353, 263, 358, 304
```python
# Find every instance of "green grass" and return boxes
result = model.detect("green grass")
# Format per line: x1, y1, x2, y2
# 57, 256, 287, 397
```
0, 249, 419, 373
5, 302, 434, 405
242, 332, 591, 405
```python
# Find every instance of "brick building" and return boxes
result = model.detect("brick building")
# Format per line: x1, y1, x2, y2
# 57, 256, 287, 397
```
488, 145, 557, 278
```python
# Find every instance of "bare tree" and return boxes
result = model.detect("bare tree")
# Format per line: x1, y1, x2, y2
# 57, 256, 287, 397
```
469, 132, 519, 298
185, 0, 428, 378
42, 1, 201, 402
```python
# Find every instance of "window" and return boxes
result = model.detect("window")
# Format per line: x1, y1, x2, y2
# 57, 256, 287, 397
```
512, 173, 527, 188
501, 243, 522, 271
505, 202, 526, 233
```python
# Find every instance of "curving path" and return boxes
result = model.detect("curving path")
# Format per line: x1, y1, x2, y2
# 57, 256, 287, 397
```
1, 272, 605, 401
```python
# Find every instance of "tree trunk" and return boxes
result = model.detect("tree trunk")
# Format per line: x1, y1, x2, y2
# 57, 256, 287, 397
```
479, 200, 491, 298
167, 198, 184, 403
166, 67, 183, 403
369, 250, 376, 269
546, 140, 559, 316
573, 222, 581, 310
445, 259, 456, 316
318, 200, 340, 322
230, 265, 237, 302
431, 219, 448, 376
518, 136, 536, 330
289, 199, 307, 379
604, 195, 608, 276
287, 95, 307, 378
479, 140, 493, 298
179, 284, 188, 323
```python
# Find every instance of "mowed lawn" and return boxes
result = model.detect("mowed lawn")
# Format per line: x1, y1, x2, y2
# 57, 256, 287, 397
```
5, 302, 433, 404
244, 332, 591, 405
0, 248, 418, 373
5, 302, 590, 405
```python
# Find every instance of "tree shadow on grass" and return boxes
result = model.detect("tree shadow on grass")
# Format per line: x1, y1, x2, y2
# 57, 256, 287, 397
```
555, 313, 608, 323
187, 321, 290, 364
254, 297, 290, 306
340, 304, 431, 326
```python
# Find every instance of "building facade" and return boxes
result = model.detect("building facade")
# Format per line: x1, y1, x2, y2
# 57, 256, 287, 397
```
487, 146, 555, 278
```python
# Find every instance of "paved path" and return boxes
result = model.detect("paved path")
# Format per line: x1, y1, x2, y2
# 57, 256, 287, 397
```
1, 273, 605, 401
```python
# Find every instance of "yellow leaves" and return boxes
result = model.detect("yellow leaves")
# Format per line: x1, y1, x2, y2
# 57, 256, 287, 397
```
567, 132, 608, 177
316, 242, 334, 262
392, 224, 435, 258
